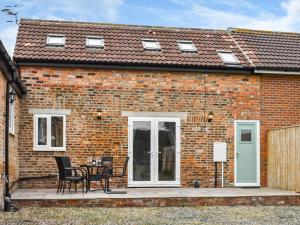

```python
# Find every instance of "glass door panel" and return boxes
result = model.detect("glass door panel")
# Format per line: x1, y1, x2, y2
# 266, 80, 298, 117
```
158, 121, 176, 181
132, 121, 151, 181
128, 117, 180, 187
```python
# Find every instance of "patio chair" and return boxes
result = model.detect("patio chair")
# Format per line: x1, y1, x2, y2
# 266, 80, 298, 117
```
85, 165, 107, 193
54, 156, 86, 193
107, 157, 129, 191
101, 156, 114, 175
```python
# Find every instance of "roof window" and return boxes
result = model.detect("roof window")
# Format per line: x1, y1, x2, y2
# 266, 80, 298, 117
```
86, 36, 104, 48
142, 39, 161, 50
217, 51, 240, 64
178, 41, 197, 52
46, 34, 65, 47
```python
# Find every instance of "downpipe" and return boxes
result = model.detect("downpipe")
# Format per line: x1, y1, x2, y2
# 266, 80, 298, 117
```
3, 82, 11, 212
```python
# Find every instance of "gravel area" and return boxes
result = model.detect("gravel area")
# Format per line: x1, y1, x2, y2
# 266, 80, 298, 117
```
0, 206, 300, 225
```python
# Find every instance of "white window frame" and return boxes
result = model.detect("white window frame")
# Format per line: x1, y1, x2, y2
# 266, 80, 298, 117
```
46, 34, 65, 47
8, 96, 15, 134
217, 50, 240, 64
33, 114, 66, 151
86, 36, 104, 48
142, 39, 161, 50
177, 40, 197, 52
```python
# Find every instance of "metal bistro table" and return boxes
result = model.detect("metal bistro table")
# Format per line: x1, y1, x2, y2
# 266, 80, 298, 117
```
80, 164, 111, 193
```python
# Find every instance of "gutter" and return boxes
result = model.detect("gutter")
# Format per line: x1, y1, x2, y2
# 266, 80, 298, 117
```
254, 69, 300, 75
15, 60, 253, 74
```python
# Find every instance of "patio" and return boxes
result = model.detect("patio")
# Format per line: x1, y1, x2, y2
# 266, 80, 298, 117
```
11, 187, 300, 207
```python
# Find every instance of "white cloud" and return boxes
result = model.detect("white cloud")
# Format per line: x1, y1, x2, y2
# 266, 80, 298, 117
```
0, 25, 18, 56
20, 0, 124, 22
154, 0, 299, 32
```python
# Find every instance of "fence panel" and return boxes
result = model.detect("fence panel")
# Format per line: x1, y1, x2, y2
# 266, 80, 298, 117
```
268, 125, 300, 191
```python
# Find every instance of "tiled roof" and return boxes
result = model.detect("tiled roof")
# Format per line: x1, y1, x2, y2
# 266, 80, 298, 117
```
14, 19, 251, 69
230, 29, 300, 71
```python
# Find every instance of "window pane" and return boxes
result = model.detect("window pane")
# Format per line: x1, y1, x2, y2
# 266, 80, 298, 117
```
51, 116, 64, 147
47, 35, 65, 45
87, 38, 103, 47
38, 118, 47, 145
178, 42, 196, 51
158, 122, 176, 181
9, 102, 14, 133
133, 121, 151, 181
218, 52, 239, 64
241, 129, 252, 142
143, 40, 160, 50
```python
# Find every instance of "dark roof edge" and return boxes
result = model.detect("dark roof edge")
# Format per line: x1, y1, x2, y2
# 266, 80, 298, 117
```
15, 59, 253, 74
0, 41, 26, 97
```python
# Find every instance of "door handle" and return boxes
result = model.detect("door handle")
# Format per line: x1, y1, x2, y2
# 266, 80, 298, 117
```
236, 152, 242, 156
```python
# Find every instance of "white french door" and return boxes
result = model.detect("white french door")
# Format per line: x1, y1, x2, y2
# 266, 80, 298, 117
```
128, 117, 180, 187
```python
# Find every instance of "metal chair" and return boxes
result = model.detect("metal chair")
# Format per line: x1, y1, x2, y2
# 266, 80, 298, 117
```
108, 157, 129, 190
54, 156, 86, 193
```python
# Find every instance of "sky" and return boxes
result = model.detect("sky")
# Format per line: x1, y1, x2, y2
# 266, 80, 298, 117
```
1, 0, 300, 55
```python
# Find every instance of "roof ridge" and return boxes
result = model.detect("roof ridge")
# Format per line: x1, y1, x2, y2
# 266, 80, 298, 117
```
19, 18, 227, 32
230, 28, 300, 35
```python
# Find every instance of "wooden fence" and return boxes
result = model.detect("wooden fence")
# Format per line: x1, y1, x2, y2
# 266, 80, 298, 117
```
268, 125, 300, 192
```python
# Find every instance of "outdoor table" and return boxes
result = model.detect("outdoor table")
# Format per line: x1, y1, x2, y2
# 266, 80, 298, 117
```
80, 164, 110, 193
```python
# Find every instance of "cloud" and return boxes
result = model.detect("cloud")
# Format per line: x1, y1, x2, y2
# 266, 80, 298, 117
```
157, 0, 300, 31
0, 25, 18, 56
20, 0, 124, 22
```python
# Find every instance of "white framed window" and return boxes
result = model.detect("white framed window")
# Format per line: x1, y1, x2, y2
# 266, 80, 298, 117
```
142, 39, 161, 50
217, 50, 240, 64
177, 41, 197, 52
8, 96, 15, 134
46, 34, 65, 47
33, 114, 66, 151
86, 36, 104, 48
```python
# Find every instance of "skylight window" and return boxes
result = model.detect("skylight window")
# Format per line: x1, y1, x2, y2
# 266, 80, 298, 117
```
178, 41, 197, 52
46, 34, 65, 46
86, 36, 104, 48
217, 51, 240, 64
142, 39, 161, 50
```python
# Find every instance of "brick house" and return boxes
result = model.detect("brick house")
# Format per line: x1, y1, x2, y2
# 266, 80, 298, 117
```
9, 19, 300, 191
0, 40, 26, 209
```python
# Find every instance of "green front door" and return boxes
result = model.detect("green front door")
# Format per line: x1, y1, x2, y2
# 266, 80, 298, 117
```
236, 121, 259, 186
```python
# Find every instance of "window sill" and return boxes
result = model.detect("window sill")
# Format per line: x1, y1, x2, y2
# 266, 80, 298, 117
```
33, 148, 66, 152
9, 131, 16, 137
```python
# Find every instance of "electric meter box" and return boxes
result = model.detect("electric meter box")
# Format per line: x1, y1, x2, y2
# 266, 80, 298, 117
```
213, 142, 227, 162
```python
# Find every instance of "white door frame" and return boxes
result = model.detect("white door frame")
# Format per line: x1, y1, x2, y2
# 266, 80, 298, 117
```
128, 117, 181, 187
234, 120, 260, 187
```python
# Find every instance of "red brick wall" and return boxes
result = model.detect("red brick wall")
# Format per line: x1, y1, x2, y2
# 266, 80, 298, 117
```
260, 75, 300, 186
0, 72, 20, 209
18, 66, 262, 188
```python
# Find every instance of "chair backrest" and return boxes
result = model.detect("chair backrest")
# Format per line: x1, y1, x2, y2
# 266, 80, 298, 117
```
101, 156, 113, 175
122, 157, 130, 176
60, 156, 72, 177
54, 156, 64, 180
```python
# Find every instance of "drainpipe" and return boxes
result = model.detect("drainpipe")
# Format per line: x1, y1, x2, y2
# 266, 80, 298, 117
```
4, 81, 11, 211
